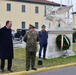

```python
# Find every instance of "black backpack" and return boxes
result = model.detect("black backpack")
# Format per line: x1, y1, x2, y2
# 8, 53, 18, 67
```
38, 59, 43, 65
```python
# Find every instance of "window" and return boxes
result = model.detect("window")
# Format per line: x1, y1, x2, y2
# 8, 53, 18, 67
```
22, 22, 26, 28
22, 5, 26, 12
35, 22, 38, 29
7, 3, 11, 11
35, 6, 39, 13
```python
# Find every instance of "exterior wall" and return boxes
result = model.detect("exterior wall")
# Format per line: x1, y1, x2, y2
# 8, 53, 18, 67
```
0, 0, 66, 30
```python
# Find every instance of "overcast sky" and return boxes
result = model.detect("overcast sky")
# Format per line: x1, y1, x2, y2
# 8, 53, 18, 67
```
48, 0, 76, 12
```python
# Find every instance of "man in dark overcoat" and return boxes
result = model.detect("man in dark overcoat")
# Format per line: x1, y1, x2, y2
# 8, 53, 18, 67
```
24, 24, 39, 71
0, 20, 14, 72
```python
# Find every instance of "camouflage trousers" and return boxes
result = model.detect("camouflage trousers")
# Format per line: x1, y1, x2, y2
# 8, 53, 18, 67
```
26, 50, 36, 69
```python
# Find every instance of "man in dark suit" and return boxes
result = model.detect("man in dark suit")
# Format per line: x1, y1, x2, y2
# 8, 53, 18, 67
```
0, 20, 14, 73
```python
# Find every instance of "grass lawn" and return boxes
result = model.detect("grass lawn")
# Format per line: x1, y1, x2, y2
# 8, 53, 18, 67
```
1, 44, 76, 73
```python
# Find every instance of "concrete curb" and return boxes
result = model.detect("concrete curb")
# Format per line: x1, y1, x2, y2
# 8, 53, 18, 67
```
2, 62, 76, 75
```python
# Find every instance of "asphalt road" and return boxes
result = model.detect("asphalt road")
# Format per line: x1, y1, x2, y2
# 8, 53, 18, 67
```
27, 66, 76, 75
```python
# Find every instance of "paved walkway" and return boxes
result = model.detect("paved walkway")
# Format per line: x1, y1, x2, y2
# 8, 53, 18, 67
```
27, 66, 76, 75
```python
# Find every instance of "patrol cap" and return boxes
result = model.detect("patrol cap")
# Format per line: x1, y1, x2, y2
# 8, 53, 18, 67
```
41, 25, 46, 28
29, 24, 35, 29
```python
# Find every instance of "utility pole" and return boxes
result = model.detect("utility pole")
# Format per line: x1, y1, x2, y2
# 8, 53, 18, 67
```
59, 0, 62, 27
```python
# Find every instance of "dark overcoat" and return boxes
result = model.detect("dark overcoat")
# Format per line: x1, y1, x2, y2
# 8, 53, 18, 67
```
0, 26, 14, 59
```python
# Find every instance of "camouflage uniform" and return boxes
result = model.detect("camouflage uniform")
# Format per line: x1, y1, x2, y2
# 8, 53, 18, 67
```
24, 30, 39, 70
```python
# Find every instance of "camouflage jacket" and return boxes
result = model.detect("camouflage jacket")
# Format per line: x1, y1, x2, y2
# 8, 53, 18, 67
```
24, 31, 39, 52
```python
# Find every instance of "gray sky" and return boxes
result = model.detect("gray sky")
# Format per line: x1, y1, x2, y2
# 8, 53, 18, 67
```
48, 0, 76, 12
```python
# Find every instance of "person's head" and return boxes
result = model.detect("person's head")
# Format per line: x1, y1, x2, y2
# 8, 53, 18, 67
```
29, 24, 35, 32
6, 20, 12, 29
41, 25, 46, 31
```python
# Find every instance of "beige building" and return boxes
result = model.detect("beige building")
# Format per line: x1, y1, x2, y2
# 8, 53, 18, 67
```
0, 0, 64, 30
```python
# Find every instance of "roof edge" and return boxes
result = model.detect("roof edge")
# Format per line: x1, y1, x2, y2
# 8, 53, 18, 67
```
6, 0, 66, 6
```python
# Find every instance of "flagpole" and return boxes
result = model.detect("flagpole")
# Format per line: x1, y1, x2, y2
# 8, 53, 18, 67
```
59, 0, 62, 27
70, 0, 73, 27
71, 0, 73, 12
67, 0, 70, 26
60, 0, 62, 7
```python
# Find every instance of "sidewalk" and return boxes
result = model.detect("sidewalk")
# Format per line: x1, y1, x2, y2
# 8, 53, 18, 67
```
2, 62, 76, 75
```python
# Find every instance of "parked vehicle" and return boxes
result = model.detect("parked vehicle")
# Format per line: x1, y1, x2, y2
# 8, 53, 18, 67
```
12, 29, 16, 40
15, 28, 28, 41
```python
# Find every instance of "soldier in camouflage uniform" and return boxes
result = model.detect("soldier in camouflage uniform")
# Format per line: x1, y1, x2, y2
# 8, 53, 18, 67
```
24, 24, 39, 71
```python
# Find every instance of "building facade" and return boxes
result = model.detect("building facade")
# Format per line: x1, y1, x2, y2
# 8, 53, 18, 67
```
0, 0, 62, 30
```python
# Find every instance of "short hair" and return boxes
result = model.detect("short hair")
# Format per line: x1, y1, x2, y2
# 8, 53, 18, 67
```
6, 20, 11, 26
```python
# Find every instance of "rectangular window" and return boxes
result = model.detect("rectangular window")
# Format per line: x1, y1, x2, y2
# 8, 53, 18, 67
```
7, 3, 11, 11
35, 22, 38, 29
22, 5, 26, 12
22, 22, 26, 28
35, 6, 39, 13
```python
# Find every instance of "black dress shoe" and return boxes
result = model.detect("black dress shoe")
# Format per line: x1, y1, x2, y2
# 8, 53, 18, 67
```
8, 69, 13, 72
26, 68, 29, 71
32, 67, 37, 70
26, 69, 29, 71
